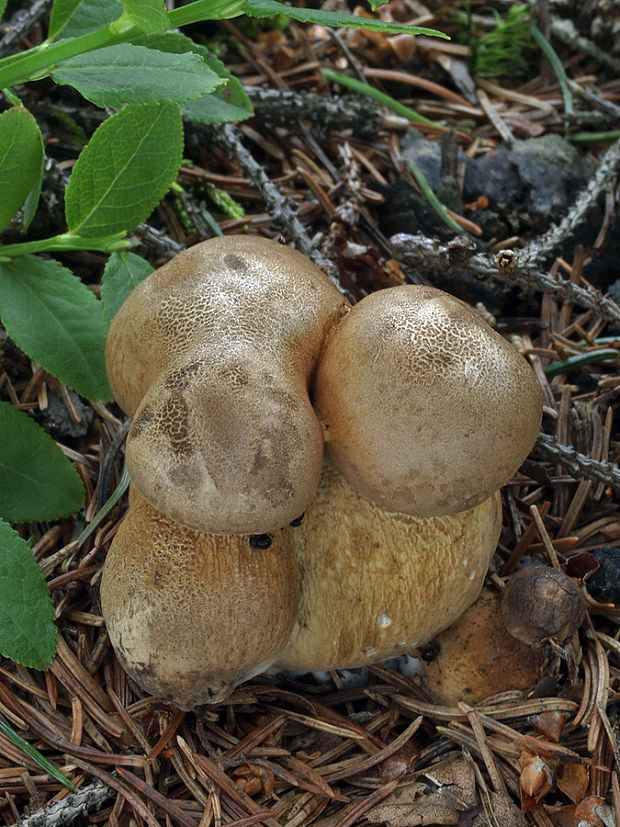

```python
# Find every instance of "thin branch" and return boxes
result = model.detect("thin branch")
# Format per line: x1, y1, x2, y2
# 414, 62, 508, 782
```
15, 781, 113, 827
535, 433, 620, 493
0, 0, 53, 58
390, 234, 620, 326
246, 87, 382, 137
519, 138, 620, 268
207, 122, 343, 288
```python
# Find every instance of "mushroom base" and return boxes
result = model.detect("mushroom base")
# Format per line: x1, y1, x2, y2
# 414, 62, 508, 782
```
101, 489, 300, 709
275, 462, 502, 672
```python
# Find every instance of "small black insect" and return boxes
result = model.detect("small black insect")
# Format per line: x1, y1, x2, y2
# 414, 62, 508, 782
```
249, 534, 272, 549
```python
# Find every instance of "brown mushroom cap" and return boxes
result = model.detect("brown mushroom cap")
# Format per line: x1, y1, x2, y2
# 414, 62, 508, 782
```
100, 488, 300, 709
275, 461, 502, 672
314, 285, 544, 517
105, 235, 348, 534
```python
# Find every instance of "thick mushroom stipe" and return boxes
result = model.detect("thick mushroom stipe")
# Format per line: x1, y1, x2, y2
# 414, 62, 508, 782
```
105, 235, 347, 534
314, 285, 544, 517
275, 461, 502, 672
101, 488, 300, 710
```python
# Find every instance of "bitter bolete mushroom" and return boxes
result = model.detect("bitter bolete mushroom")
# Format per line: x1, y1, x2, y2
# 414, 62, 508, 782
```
314, 285, 544, 517
105, 235, 347, 534
100, 487, 300, 709
423, 587, 546, 705
275, 461, 502, 672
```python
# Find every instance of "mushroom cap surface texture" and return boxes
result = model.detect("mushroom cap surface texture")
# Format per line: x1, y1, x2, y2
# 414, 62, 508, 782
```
105, 235, 347, 534
314, 285, 544, 517
100, 488, 300, 709
275, 461, 502, 672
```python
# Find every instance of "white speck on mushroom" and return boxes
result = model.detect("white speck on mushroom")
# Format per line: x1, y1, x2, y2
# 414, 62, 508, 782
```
362, 645, 376, 656
462, 556, 468, 566
378, 612, 392, 628
469, 569, 477, 580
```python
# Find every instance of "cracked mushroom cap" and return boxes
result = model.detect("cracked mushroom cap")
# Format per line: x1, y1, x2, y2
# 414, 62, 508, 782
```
101, 488, 300, 709
314, 285, 544, 517
275, 460, 502, 672
105, 235, 348, 534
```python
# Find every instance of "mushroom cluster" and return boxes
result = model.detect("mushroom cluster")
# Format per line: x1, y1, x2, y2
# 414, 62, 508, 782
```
101, 234, 544, 709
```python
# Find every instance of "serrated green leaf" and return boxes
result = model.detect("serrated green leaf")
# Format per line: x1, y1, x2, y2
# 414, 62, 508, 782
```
132, 32, 252, 123
0, 108, 45, 233
51, 44, 224, 108
243, 0, 450, 37
101, 250, 153, 325
0, 0, 8, 22
0, 256, 111, 400
113, 0, 168, 34
49, 0, 122, 41
0, 403, 85, 522
0, 520, 57, 669
65, 102, 183, 237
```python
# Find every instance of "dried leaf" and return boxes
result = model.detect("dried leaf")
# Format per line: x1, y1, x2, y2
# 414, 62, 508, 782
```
557, 761, 589, 804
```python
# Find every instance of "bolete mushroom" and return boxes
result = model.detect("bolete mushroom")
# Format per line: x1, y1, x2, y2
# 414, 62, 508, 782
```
275, 460, 502, 672
423, 587, 546, 706
105, 235, 347, 534
100, 487, 300, 709
314, 285, 544, 517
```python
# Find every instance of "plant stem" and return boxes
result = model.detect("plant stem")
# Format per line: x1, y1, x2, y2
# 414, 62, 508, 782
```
321, 69, 438, 127
405, 161, 469, 236
0, 232, 130, 259
168, 0, 247, 27
530, 23, 573, 117
0, 24, 137, 88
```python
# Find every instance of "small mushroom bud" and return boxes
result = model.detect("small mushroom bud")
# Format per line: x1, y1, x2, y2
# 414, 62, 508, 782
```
423, 588, 545, 705
501, 565, 586, 646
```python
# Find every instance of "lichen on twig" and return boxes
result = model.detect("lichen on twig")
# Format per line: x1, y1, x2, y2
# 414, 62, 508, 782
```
535, 433, 620, 493
15, 781, 113, 827
390, 233, 620, 327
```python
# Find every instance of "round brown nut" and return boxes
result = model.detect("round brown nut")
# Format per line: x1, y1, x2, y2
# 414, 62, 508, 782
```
501, 564, 586, 646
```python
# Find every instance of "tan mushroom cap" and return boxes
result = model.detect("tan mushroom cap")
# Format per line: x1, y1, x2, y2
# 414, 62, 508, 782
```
105, 235, 348, 534
314, 285, 544, 517
101, 488, 300, 709
275, 461, 502, 672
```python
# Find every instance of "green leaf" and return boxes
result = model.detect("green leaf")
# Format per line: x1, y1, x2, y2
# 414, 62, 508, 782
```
242, 0, 450, 37
51, 44, 224, 108
366, 0, 389, 9
0, 717, 75, 789
133, 32, 252, 123
65, 102, 183, 237
0, 256, 111, 400
0, 403, 85, 522
183, 52, 252, 124
112, 0, 168, 34
0, 0, 8, 22
0, 108, 45, 233
101, 250, 153, 325
49, 0, 122, 41
0, 520, 57, 669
